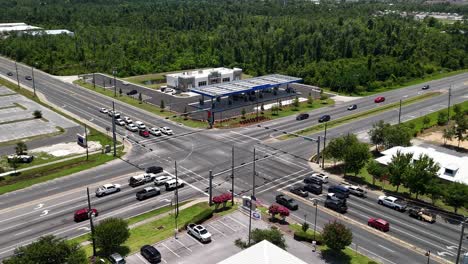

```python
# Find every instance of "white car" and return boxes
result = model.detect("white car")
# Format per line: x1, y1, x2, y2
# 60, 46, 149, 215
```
115, 118, 125, 126
187, 223, 212, 242
343, 185, 367, 197
154, 175, 173, 186
311, 172, 328, 183
95, 183, 121, 197
126, 123, 138, 132
160, 126, 173, 135
123, 116, 133, 124
99, 108, 108, 114
149, 127, 162, 136
135, 121, 146, 130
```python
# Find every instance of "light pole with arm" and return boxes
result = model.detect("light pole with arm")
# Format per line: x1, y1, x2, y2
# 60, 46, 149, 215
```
31, 65, 36, 97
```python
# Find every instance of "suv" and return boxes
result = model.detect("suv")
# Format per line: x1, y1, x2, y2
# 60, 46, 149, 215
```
126, 123, 138, 132
275, 194, 299, 210
378, 195, 406, 212
129, 173, 157, 187
136, 187, 161, 200
304, 183, 322, 195
296, 113, 309, 121
304, 176, 323, 186
165, 179, 184, 191
126, 89, 138, 96
140, 245, 161, 264
311, 172, 328, 183
289, 185, 308, 197
109, 253, 126, 264
368, 218, 389, 232
95, 184, 121, 197
154, 175, 173, 186
318, 115, 331, 123
324, 198, 347, 213
408, 207, 436, 223
146, 166, 163, 174
74, 208, 98, 222
135, 121, 146, 130
328, 185, 350, 198
343, 185, 366, 198
422, 85, 430, 90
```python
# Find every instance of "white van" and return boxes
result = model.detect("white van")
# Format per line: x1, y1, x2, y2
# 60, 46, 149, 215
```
165, 179, 184, 191
129, 173, 156, 187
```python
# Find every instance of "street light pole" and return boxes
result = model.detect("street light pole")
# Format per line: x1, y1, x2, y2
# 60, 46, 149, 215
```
313, 199, 318, 241
248, 147, 256, 246
231, 146, 235, 206
447, 84, 452, 121
174, 160, 180, 239
84, 124, 89, 160
209, 170, 213, 206
456, 217, 467, 264
31, 65, 36, 97
15, 62, 20, 89
398, 99, 402, 125
86, 187, 96, 258
112, 102, 117, 157
113, 68, 117, 97
322, 122, 327, 168
316, 136, 321, 164
425, 250, 431, 264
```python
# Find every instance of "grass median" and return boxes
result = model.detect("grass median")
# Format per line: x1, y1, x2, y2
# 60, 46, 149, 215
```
279, 92, 441, 140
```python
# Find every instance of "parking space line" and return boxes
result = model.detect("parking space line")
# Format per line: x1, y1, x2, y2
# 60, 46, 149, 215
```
175, 238, 192, 252
161, 258, 167, 264
186, 232, 205, 246
217, 219, 238, 232
207, 223, 226, 237
161, 243, 181, 258
136, 253, 150, 264
226, 215, 248, 228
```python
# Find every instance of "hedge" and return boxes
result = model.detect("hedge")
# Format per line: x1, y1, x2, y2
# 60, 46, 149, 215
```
183, 208, 213, 229
293, 230, 322, 245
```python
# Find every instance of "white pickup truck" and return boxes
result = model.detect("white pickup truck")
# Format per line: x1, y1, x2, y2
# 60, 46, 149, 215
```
378, 195, 407, 212
187, 223, 212, 243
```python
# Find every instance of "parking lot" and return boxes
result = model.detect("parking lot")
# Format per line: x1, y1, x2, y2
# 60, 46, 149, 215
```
125, 210, 323, 264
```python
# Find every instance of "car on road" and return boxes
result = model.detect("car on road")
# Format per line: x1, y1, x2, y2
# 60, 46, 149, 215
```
108, 253, 126, 264
74, 208, 98, 222
139, 129, 150, 137
324, 197, 347, 213
115, 118, 125, 126
289, 185, 308, 197
108, 111, 121, 119
408, 207, 436, 223
25, 75, 32, 80
122, 81, 129, 86
304, 183, 322, 195
422, 85, 430, 90
187, 223, 212, 243
126, 89, 138, 96
374, 96, 385, 103
129, 173, 157, 187
347, 104, 357, 110
311, 172, 328, 183
7, 154, 34, 163
95, 183, 121, 197
328, 185, 350, 198
318, 114, 331, 123
135, 121, 146, 130
149, 127, 162, 136
275, 194, 299, 210
304, 176, 323, 186
327, 192, 347, 201
154, 175, 173, 186
296, 113, 309, 121
123, 116, 132, 124
99, 107, 108, 114
343, 185, 367, 198
125, 123, 138, 132
7, 72, 13, 76
146, 166, 163, 174
368, 218, 390, 232
136, 187, 161, 200
160, 126, 173, 135
140, 245, 161, 264
378, 195, 406, 212
165, 179, 184, 191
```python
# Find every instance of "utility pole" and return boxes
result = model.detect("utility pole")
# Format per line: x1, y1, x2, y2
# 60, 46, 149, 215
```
316, 136, 321, 165
209, 170, 213, 206
112, 68, 117, 97
92, 71, 96, 89
313, 199, 318, 241
447, 84, 452, 121
84, 124, 89, 160
31, 65, 36, 97
174, 160, 179, 239
112, 102, 117, 157
248, 147, 256, 246
425, 250, 431, 264
231, 146, 235, 206
15, 62, 20, 89
456, 217, 467, 264
322, 122, 327, 168
86, 187, 96, 258
398, 99, 402, 125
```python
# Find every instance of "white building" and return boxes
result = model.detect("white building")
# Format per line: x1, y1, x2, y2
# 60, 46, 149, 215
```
0, 23, 41, 34
166, 67, 242, 92
27, 29, 74, 37
375, 146, 468, 185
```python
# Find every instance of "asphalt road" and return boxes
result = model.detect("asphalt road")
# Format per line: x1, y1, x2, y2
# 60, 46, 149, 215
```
0, 56, 467, 263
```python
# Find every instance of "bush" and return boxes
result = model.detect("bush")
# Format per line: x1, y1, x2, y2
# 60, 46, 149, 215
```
293, 231, 322, 245
33, 110, 42, 118
184, 208, 213, 229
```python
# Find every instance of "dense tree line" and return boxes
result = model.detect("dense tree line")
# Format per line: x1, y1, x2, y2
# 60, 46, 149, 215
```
0, 0, 467, 93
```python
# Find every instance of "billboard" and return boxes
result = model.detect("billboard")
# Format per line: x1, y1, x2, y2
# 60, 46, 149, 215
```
77, 133, 87, 147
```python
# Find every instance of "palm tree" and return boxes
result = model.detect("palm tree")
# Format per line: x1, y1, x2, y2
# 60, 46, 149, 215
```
442, 127, 454, 145
15, 142, 28, 155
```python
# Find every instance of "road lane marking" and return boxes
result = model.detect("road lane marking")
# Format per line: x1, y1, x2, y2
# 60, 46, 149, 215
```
217, 219, 237, 232
207, 223, 226, 237
13, 229, 31, 237
161, 243, 180, 258
378, 244, 395, 253
226, 215, 248, 228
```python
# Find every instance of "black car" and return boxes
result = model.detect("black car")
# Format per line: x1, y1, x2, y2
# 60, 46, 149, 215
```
318, 115, 330, 123
324, 199, 347, 213
140, 245, 161, 263
304, 176, 323, 186
328, 185, 350, 198
25, 76, 32, 80
304, 183, 322, 195
126, 89, 138, 95
296, 113, 309, 121
146, 166, 163, 174
347, 104, 357, 111
422, 85, 430, 90
275, 194, 298, 210
289, 185, 308, 197
6, 72, 13, 76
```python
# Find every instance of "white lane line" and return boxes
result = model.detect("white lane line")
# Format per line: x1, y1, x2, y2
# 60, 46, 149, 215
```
226, 216, 248, 228
207, 223, 226, 237
175, 238, 192, 252
164, 171, 208, 197
161, 242, 181, 258
355, 244, 398, 264
378, 244, 396, 253
230, 131, 260, 141
13, 229, 31, 236
186, 232, 205, 246
217, 219, 237, 232
136, 253, 150, 264
256, 170, 309, 194
122, 196, 136, 202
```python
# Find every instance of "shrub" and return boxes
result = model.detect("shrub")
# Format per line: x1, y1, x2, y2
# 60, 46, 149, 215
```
184, 208, 213, 229
33, 110, 42, 118
293, 231, 322, 245
212, 193, 232, 210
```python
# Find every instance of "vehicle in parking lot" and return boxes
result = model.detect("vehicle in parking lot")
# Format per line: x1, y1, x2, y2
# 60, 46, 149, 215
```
304, 183, 322, 195
368, 218, 389, 232
135, 121, 146, 130
187, 223, 212, 242
74, 208, 98, 222
311, 172, 328, 183
123, 116, 132, 124
328, 185, 350, 198
7, 72, 13, 76
95, 184, 121, 197
127, 89, 138, 96
378, 195, 406, 211
343, 185, 366, 197
136, 187, 161, 200
296, 113, 309, 121
165, 179, 184, 191
275, 194, 298, 210
146, 166, 163, 174
374, 96, 385, 103
129, 173, 157, 187
7, 154, 34, 163
160, 126, 173, 135
154, 175, 173, 186
139, 129, 150, 137
25, 75, 32, 80
99, 107, 108, 114
324, 198, 347, 213
347, 104, 357, 110
149, 127, 162, 136
408, 207, 436, 223
318, 114, 331, 123
115, 118, 125, 126
140, 245, 161, 264
422, 85, 430, 90
289, 185, 308, 197
126, 123, 138, 132
304, 176, 323, 186
108, 253, 126, 264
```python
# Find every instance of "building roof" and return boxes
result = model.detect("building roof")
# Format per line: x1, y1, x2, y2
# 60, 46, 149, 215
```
217, 240, 308, 264
375, 146, 468, 185
28, 29, 74, 36
167, 67, 240, 79
191, 74, 302, 98
0, 24, 41, 33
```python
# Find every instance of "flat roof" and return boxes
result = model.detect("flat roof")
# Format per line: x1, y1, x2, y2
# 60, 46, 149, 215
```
167, 67, 241, 79
190, 74, 302, 98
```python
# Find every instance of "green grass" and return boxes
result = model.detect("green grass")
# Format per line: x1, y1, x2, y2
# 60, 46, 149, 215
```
279, 92, 440, 139
0, 152, 64, 172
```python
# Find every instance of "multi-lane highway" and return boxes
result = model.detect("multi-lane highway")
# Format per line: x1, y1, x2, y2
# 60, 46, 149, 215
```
0, 56, 467, 263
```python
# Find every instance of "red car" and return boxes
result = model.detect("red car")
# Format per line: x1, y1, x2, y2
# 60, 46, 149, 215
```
368, 218, 389, 232
374, 96, 385, 103
74, 208, 98, 222
139, 130, 150, 137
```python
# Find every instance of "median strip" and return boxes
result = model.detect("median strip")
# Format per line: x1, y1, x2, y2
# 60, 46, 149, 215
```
278, 92, 441, 140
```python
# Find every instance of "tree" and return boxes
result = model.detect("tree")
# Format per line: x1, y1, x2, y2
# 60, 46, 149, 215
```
33, 110, 42, 119
307, 93, 313, 105
15, 142, 28, 155
443, 182, 468, 213
384, 125, 412, 148
422, 116, 431, 129
322, 220, 353, 252
426, 179, 444, 205
302, 221, 310, 232
386, 151, 413, 192
119, 87, 122, 96
138, 92, 143, 103
235, 227, 286, 249
323, 137, 345, 165
241, 108, 246, 119
183, 106, 188, 120
271, 105, 279, 116
92, 218, 130, 257
453, 114, 467, 149
368, 121, 389, 150
342, 136, 370, 176
442, 127, 454, 145
260, 103, 265, 114
160, 99, 165, 111
292, 96, 299, 109
367, 159, 387, 186
403, 154, 439, 199
437, 112, 448, 126
4, 235, 86, 264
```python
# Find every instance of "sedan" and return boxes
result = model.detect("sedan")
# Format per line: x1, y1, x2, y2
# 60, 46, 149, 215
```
25, 76, 32, 80
318, 115, 330, 123
7, 72, 13, 76
368, 218, 389, 232
149, 127, 162, 136
374, 96, 385, 103
347, 104, 357, 111
126, 89, 138, 96
160, 127, 173, 135
115, 118, 125, 126
95, 183, 121, 197
289, 185, 308, 198
99, 108, 108, 114
422, 85, 430, 90
139, 129, 150, 137
126, 123, 138, 132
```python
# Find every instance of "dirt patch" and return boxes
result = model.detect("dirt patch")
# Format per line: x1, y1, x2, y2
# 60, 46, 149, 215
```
418, 131, 468, 149
30, 141, 102, 157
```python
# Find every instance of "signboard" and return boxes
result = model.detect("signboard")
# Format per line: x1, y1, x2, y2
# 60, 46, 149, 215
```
77, 133, 87, 147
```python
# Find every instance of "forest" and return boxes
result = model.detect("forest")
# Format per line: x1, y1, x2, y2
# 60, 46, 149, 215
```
0, 0, 467, 93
